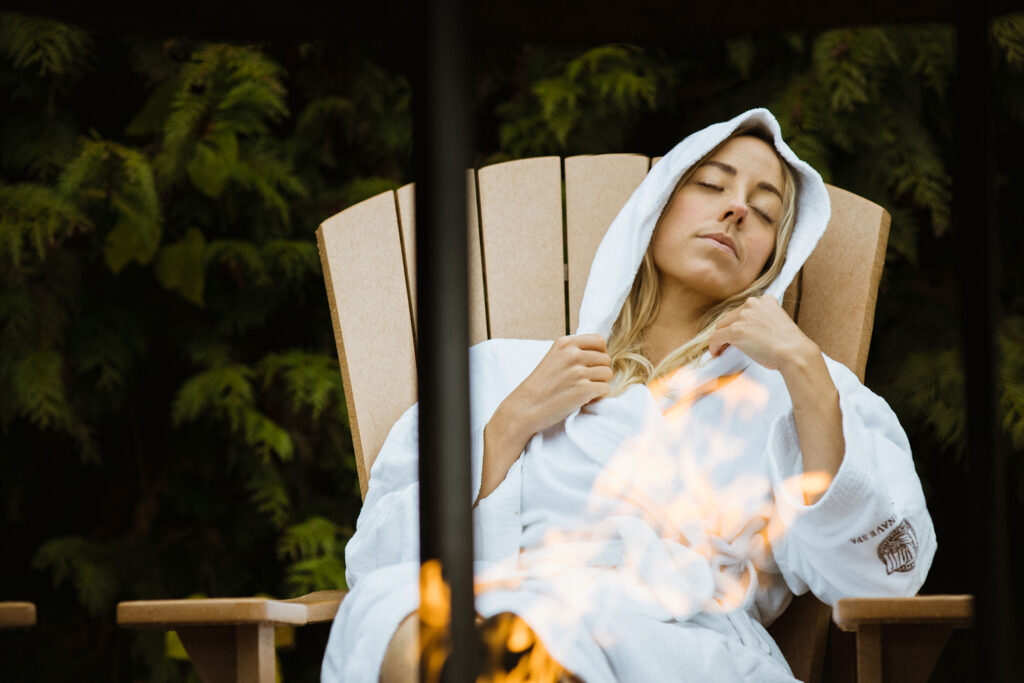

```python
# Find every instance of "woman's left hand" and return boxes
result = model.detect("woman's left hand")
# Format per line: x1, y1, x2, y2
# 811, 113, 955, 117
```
708, 294, 818, 372
711, 295, 845, 502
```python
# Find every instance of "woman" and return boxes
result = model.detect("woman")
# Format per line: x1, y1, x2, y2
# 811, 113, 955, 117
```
322, 108, 935, 682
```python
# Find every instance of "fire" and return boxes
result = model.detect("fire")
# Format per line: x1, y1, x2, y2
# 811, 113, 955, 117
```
421, 561, 580, 681
476, 612, 580, 682
419, 559, 451, 682
417, 362, 836, 681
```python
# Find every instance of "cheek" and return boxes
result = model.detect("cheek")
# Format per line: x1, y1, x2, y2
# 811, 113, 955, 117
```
653, 197, 704, 250
747, 229, 777, 275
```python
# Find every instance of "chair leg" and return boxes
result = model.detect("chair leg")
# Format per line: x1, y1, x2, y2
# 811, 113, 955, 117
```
830, 623, 856, 683
855, 624, 882, 683
177, 624, 276, 683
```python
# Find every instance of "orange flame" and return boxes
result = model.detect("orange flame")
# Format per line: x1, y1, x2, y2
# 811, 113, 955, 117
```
419, 559, 451, 682
423, 364, 837, 680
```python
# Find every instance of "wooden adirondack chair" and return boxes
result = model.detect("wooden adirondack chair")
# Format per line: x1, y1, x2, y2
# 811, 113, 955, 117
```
118, 154, 971, 682
0, 602, 36, 629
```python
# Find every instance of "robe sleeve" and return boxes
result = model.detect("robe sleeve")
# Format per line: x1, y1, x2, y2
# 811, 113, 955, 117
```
344, 339, 549, 589
766, 356, 937, 606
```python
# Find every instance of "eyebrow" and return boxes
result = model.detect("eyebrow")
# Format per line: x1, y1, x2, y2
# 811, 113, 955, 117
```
700, 160, 783, 201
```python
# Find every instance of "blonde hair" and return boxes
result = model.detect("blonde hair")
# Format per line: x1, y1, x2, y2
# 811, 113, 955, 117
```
606, 127, 799, 394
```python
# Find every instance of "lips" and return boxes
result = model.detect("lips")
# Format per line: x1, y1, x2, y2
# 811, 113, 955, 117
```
700, 232, 737, 257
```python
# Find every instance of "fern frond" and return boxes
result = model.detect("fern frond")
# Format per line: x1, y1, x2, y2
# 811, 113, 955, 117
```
154, 227, 206, 305
905, 25, 955, 96
278, 515, 350, 594
257, 350, 344, 421
246, 462, 291, 528
0, 12, 93, 79
172, 364, 255, 425
58, 137, 162, 272
260, 240, 319, 282
0, 111, 77, 179
993, 14, 1024, 70
205, 238, 266, 281
812, 28, 898, 112
725, 39, 756, 79
242, 406, 294, 461
0, 182, 92, 266
32, 536, 118, 616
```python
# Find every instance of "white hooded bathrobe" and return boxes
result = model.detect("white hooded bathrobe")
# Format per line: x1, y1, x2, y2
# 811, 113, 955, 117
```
321, 108, 936, 682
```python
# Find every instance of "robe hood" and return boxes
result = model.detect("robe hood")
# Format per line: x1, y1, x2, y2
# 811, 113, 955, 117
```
575, 108, 831, 353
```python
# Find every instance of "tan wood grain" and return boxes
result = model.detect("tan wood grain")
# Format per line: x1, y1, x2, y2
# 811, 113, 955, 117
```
477, 157, 566, 340
177, 624, 276, 683
396, 175, 489, 346
767, 593, 831, 683
565, 154, 650, 333
798, 185, 890, 382
317, 192, 418, 498
117, 598, 308, 627
833, 595, 974, 630
283, 590, 347, 623
856, 624, 883, 683
0, 602, 35, 628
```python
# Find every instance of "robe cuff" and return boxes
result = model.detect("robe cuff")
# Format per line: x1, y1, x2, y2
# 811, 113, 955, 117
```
767, 389, 875, 531
474, 458, 523, 564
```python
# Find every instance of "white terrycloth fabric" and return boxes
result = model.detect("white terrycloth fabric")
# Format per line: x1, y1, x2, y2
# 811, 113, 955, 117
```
321, 107, 936, 683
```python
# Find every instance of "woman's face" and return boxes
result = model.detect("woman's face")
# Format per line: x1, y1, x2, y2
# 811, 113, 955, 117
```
650, 135, 785, 307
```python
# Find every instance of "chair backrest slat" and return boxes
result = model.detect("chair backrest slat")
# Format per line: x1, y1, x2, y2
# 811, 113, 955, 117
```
316, 192, 417, 495
798, 185, 890, 382
395, 175, 489, 346
477, 157, 565, 339
565, 154, 651, 333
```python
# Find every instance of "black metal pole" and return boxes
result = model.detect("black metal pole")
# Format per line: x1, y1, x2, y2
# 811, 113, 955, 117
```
412, 0, 477, 681
954, 1, 1010, 680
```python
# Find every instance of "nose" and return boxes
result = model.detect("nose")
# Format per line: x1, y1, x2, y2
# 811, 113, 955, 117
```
721, 197, 747, 226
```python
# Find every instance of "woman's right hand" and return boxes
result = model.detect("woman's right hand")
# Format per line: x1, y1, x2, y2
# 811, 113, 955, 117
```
476, 334, 612, 504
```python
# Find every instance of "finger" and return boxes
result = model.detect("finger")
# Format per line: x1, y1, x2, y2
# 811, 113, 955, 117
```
572, 334, 607, 352
713, 307, 742, 331
708, 328, 734, 357
584, 364, 614, 382
577, 349, 612, 368
587, 380, 612, 399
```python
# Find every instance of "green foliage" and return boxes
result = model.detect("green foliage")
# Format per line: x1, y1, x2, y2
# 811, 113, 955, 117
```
278, 516, 351, 595
0, 182, 91, 265
59, 136, 162, 272
496, 44, 668, 156
173, 364, 294, 461
32, 536, 118, 617
811, 28, 898, 112
257, 351, 345, 422
993, 14, 1024, 70
1000, 317, 1024, 451
0, 11, 92, 79
155, 227, 207, 305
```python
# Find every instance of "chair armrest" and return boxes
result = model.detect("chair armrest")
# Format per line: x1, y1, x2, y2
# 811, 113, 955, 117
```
0, 602, 36, 629
117, 591, 349, 629
118, 598, 308, 629
282, 590, 348, 623
833, 594, 973, 632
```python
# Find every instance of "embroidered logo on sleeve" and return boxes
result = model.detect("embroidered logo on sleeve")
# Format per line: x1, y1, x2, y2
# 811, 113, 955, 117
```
877, 519, 919, 575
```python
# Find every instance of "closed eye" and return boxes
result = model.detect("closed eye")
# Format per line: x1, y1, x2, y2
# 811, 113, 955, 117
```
752, 206, 775, 223
696, 181, 722, 191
